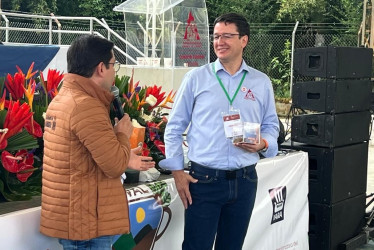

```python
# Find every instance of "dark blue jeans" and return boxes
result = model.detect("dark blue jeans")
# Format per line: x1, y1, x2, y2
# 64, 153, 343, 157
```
58, 235, 114, 250
183, 162, 258, 250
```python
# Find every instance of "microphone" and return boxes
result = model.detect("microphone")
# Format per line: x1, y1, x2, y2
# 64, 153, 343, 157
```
111, 85, 125, 119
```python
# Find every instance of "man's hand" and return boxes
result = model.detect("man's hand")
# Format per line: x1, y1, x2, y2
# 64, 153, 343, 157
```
127, 146, 155, 171
234, 138, 267, 153
114, 114, 133, 139
172, 170, 198, 209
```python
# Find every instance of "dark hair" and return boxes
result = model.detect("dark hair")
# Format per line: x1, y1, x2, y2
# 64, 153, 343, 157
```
67, 35, 114, 77
213, 13, 250, 38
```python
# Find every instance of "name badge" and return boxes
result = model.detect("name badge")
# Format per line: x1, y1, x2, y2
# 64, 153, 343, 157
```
222, 112, 243, 142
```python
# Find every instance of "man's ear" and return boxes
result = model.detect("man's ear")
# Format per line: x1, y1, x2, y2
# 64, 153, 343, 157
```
94, 62, 105, 77
241, 35, 249, 48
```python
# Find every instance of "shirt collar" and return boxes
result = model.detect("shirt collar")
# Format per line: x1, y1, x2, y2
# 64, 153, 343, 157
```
213, 59, 249, 77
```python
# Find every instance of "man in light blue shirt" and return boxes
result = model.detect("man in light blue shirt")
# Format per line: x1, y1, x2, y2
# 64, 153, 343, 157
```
160, 13, 279, 250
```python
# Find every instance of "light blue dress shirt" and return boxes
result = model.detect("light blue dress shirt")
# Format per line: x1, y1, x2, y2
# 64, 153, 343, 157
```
159, 59, 279, 171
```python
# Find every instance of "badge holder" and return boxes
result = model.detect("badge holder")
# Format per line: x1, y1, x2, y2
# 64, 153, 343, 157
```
242, 122, 261, 144
222, 108, 243, 143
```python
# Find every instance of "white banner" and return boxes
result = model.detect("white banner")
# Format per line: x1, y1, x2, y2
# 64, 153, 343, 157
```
244, 151, 309, 250
0, 151, 308, 250
114, 151, 309, 250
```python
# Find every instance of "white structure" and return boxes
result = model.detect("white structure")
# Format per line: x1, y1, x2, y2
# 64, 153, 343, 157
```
113, 0, 209, 68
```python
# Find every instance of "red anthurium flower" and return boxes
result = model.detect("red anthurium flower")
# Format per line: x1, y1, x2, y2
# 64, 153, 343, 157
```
16, 163, 34, 182
1, 151, 20, 173
142, 143, 150, 156
153, 140, 165, 156
0, 101, 34, 149
15, 149, 34, 165
1, 150, 35, 182
24, 118, 43, 138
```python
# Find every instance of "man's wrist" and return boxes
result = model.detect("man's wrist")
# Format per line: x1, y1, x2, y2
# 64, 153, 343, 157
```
260, 138, 268, 153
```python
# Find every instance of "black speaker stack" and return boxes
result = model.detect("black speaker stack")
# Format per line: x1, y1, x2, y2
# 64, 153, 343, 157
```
281, 46, 373, 250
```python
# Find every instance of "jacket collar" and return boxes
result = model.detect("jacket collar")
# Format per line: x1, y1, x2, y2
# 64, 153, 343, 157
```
62, 73, 114, 107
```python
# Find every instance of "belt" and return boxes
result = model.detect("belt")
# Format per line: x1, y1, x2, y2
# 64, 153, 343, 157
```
190, 161, 256, 180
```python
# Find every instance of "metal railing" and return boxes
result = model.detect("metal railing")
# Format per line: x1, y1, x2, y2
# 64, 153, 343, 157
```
0, 11, 144, 64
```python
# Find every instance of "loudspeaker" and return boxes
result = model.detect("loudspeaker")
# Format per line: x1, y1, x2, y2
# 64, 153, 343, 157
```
294, 47, 373, 79
280, 141, 368, 204
308, 194, 366, 250
291, 111, 371, 147
292, 79, 372, 113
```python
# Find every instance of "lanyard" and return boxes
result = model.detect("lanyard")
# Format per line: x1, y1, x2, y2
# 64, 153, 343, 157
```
212, 64, 247, 106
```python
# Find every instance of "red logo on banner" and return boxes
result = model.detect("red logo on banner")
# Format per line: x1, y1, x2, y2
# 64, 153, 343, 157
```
184, 11, 200, 41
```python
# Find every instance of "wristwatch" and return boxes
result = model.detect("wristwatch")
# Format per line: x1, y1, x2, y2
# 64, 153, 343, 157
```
259, 138, 268, 153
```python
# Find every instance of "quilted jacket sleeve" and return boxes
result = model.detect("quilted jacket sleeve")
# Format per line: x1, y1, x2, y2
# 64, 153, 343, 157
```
71, 97, 131, 178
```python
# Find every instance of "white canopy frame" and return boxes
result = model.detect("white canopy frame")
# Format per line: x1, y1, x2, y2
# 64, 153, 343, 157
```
114, 0, 209, 67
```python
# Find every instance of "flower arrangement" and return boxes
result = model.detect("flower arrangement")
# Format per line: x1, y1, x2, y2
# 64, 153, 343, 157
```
112, 69, 175, 172
0, 63, 63, 201
0, 64, 172, 202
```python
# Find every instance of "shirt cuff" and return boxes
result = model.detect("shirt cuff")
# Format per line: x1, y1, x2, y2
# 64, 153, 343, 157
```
159, 154, 184, 171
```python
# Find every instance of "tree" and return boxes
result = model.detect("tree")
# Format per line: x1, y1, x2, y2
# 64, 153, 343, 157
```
206, 0, 280, 25
276, 0, 327, 23
2, 0, 57, 15
2, 0, 124, 21
77, 0, 123, 21
328, 0, 363, 32
242, 0, 280, 24
2, 0, 363, 30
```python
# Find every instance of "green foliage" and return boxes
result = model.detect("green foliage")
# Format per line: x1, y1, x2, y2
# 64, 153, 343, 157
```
0, 167, 42, 202
3, 0, 123, 21
2, 0, 364, 29
3, 0, 57, 15
328, 0, 363, 32
270, 39, 291, 98
77, 0, 123, 20
113, 74, 145, 121
277, 0, 327, 23
115, 75, 131, 98
206, 0, 280, 25
6, 130, 39, 151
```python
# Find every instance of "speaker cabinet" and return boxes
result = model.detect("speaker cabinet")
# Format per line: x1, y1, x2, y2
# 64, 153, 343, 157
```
291, 111, 371, 147
308, 194, 366, 250
280, 141, 368, 204
294, 47, 373, 79
292, 79, 372, 113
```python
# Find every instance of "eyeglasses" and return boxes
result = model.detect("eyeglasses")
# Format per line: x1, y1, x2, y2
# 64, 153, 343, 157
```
108, 61, 120, 73
212, 33, 241, 41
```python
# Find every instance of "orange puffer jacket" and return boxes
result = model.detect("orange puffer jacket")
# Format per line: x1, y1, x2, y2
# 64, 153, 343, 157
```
40, 74, 131, 240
